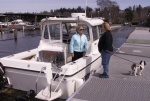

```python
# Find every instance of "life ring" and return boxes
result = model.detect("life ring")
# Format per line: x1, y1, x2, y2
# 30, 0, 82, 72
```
0, 63, 5, 76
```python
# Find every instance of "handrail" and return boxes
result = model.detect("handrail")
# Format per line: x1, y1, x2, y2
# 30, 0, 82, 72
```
54, 68, 68, 93
53, 64, 71, 93
35, 67, 46, 93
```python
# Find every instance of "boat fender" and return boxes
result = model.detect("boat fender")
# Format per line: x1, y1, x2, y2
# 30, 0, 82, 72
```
45, 66, 52, 84
0, 63, 5, 76
75, 79, 84, 90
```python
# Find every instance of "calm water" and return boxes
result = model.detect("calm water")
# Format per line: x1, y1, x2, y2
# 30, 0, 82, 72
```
0, 30, 41, 58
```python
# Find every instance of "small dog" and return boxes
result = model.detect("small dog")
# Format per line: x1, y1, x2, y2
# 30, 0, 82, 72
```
130, 61, 146, 76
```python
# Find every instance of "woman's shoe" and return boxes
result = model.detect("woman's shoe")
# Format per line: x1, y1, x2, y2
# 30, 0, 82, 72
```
99, 74, 109, 78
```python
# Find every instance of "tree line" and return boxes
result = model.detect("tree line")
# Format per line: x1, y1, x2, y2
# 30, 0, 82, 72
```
2, 0, 150, 26
39, 0, 150, 26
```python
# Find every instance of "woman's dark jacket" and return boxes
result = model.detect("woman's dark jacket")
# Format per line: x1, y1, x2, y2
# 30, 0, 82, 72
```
98, 30, 113, 52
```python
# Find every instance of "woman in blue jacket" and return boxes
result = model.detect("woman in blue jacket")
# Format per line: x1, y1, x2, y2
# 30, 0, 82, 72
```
70, 26, 88, 61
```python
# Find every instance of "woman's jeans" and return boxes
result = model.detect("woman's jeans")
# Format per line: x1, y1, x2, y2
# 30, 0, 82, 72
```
72, 51, 84, 61
101, 50, 112, 76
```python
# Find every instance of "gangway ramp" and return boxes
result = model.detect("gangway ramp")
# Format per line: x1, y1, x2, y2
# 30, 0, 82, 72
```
67, 76, 150, 101
67, 43, 150, 101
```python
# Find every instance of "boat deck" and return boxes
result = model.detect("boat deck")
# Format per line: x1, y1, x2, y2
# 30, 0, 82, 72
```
67, 43, 150, 101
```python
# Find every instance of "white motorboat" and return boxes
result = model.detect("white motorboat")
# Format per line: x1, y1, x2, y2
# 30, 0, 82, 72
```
0, 13, 104, 100
0, 22, 11, 31
9, 19, 35, 30
9, 19, 26, 29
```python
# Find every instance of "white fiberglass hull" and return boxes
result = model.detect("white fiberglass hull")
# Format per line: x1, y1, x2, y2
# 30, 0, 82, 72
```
5, 67, 47, 93
0, 49, 101, 99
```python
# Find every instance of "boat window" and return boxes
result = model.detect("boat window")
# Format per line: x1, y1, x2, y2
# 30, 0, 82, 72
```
62, 23, 90, 43
92, 26, 99, 41
98, 25, 102, 37
44, 25, 49, 39
62, 23, 76, 43
49, 24, 61, 40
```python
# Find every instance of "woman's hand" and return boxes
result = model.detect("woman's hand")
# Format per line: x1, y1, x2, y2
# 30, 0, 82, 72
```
71, 53, 74, 57
83, 52, 86, 56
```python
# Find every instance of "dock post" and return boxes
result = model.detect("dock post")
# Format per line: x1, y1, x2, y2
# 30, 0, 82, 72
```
23, 26, 25, 32
0, 25, 2, 35
14, 29, 18, 41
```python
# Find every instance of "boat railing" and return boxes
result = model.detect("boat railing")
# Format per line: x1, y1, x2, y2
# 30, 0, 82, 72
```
35, 64, 64, 100
35, 66, 46, 93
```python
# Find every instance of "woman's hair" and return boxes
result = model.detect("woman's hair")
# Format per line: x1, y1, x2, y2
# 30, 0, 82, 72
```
76, 26, 83, 31
103, 22, 111, 31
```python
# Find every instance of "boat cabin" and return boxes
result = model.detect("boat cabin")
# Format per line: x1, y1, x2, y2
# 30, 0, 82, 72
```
10, 19, 25, 25
37, 15, 104, 67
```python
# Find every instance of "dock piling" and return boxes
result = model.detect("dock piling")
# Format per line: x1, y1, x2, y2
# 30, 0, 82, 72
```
0, 25, 2, 35
14, 29, 18, 41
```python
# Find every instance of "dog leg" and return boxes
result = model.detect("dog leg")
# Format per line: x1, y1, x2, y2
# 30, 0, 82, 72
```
133, 71, 137, 76
137, 69, 142, 76
134, 73, 137, 76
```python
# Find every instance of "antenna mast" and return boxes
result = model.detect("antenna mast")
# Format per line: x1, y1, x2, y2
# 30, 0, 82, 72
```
85, 0, 87, 17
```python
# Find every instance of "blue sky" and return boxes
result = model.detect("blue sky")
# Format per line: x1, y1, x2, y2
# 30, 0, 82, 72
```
0, 0, 150, 13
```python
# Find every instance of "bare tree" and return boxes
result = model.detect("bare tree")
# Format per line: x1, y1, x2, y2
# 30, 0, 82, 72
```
96, 0, 118, 10
97, 0, 118, 23
97, 0, 108, 10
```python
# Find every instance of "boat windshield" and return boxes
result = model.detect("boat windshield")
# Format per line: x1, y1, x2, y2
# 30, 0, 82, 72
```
43, 23, 61, 42
43, 22, 90, 43
49, 24, 61, 40
62, 23, 90, 43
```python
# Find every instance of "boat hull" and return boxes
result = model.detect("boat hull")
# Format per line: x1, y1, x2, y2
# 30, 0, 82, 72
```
5, 67, 48, 93
1, 54, 101, 99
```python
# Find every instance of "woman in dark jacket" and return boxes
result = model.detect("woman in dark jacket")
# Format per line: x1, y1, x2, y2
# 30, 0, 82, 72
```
98, 22, 113, 78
